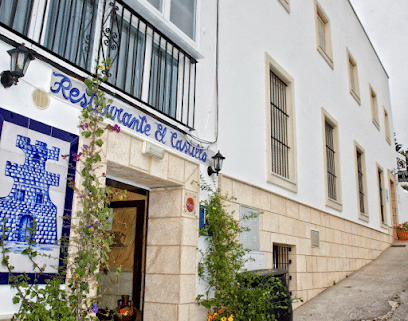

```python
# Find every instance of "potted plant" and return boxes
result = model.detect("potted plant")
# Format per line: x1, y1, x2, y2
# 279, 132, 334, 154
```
394, 222, 408, 241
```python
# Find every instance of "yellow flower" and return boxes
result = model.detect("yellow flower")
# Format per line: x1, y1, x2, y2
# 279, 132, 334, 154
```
99, 65, 104, 70
119, 195, 124, 200
221, 318, 227, 321
213, 313, 218, 318
102, 243, 107, 247
228, 315, 234, 321
75, 274, 79, 278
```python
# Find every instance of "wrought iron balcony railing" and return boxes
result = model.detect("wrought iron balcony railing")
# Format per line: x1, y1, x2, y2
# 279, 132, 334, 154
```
0, 0, 196, 128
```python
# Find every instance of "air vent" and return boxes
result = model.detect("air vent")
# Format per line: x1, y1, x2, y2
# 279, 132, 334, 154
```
311, 229, 320, 248
32, 88, 50, 110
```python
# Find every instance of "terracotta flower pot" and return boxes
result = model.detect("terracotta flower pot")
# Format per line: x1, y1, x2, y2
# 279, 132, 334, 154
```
396, 230, 408, 241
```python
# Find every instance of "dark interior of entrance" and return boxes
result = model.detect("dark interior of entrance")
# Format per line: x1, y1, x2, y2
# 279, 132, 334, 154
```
98, 179, 148, 321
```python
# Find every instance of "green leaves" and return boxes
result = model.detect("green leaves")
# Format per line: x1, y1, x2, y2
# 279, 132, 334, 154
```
0, 58, 117, 321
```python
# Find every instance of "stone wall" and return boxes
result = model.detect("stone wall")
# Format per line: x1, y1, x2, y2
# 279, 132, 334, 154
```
219, 174, 393, 309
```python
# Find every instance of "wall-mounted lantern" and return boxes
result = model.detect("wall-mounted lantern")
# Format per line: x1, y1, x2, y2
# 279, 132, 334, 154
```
207, 151, 225, 176
1, 44, 35, 88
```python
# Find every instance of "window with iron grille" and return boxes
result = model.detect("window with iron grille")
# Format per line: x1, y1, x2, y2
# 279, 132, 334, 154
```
315, 2, 333, 68
0, 0, 197, 128
44, 0, 98, 72
317, 13, 326, 52
357, 150, 365, 214
273, 244, 291, 291
265, 53, 297, 192
0, 0, 35, 36
325, 121, 337, 200
370, 86, 380, 130
348, 51, 360, 104
378, 168, 386, 224
270, 71, 289, 179
384, 109, 391, 144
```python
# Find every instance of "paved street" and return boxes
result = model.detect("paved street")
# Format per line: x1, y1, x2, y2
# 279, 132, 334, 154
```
294, 240, 408, 321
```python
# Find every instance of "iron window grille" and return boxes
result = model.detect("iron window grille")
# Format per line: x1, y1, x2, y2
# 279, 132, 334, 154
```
349, 59, 357, 95
378, 169, 385, 224
270, 71, 290, 179
325, 121, 337, 201
0, 0, 197, 128
357, 150, 365, 214
273, 244, 291, 290
317, 13, 326, 52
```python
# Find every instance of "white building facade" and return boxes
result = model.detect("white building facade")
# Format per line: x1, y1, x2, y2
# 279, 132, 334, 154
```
214, 0, 398, 309
0, 0, 399, 320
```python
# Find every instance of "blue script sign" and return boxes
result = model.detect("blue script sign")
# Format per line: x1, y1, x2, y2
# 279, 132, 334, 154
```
50, 72, 212, 164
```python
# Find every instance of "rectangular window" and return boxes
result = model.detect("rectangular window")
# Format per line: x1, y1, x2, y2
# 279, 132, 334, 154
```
170, 0, 197, 41
348, 50, 361, 104
146, 0, 163, 11
273, 244, 292, 291
322, 109, 342, 211
270, 71, 289, 179
44, 0, 98, 72
325, 122, 336, 200
148, 42, 179, 118
384, 108, 391, 144
98, 2, 197, 127
355, 142, 368, 221
107, 16, 146, 99
265, 53, 297, 192
370, 86, 380, 130
377, 166, 386, 225
144, 0, 197, 40
317, 14, 326, 51
315, 1, 333, 68
0, 0, 34, 36
357, 151, 365, 213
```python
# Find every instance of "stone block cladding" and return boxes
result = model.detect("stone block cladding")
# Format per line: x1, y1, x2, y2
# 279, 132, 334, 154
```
218, 174, 393, 309
105, 131, 201, 320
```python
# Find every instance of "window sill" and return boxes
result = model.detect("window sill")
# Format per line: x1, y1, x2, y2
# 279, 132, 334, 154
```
326, 198, 343, 212
350, 89, 361, 105
317, 47, 334, 69
267, 172, 298, 193
372, 119, 380, 131
358, 213, 369, 222
380, 222, 388, 230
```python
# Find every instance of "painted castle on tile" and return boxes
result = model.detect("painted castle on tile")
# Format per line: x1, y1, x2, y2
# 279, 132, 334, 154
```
0, 135, 60, 244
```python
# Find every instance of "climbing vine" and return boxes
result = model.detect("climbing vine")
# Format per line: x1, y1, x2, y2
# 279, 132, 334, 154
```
0, 59, 121, 320
197, 181, 291, 321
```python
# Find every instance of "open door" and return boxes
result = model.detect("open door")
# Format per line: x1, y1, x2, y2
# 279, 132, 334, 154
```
98, 180, 148, 321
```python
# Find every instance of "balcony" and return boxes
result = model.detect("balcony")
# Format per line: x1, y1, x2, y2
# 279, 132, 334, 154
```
0, 0, 197, 128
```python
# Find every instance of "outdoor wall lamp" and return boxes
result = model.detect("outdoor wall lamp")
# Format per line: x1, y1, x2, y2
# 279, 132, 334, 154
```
207, 151, 225, 176
1, 44, 35, 88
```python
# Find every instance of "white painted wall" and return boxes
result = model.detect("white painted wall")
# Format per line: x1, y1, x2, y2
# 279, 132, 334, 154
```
212, 0, 395, 232
397, 186, 408, 224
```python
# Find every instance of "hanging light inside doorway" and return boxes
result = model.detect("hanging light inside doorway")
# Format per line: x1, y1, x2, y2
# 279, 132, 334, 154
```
207, 150, 225, 176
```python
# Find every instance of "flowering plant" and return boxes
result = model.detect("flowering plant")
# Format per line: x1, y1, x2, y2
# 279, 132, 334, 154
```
0, 58, 121, 320
394, 222, 408, 232
197, 181, 290, 320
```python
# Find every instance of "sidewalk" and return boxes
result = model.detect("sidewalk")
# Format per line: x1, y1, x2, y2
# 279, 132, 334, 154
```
293, 240, 408, 321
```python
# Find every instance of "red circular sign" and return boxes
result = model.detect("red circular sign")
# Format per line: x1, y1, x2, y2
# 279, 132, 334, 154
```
186, 197, 195, 212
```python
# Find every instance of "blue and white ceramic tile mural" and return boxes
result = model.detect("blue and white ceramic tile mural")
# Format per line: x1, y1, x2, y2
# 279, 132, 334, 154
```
0, 108, 78, 284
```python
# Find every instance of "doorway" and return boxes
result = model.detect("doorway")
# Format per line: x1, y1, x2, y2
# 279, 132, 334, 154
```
98, 179, 148, 321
